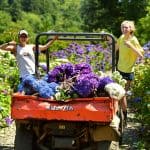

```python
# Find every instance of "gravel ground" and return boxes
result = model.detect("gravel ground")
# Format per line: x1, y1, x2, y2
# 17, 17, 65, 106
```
0, 107, 142, 150
120, 108, 142, 150
0, 122, 15, 150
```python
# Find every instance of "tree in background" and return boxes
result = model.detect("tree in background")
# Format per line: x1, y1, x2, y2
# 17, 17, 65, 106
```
8, 0, 22, 21
0, 11, 12, 33
21, 0, 55, 15
136, 1, 150, 44
80, 0, 148, 37
0, 11, 17, 43
53, 0, 83, 32
0, 0, 149, 44
81, 0, 122, 35
20, 0, 82, 32
0, 0, 9, 12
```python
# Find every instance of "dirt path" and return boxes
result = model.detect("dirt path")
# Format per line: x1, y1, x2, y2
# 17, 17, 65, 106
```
120, 107, 142, 150
0, 122, 15, 150
0, 107, 141, 150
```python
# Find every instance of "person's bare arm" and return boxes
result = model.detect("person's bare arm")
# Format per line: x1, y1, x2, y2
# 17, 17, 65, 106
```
0, 41, 16, 53
107, 35, 119, 52
115, 43, 119, 52
35, 35, 58, 51
124, 40, 144, 58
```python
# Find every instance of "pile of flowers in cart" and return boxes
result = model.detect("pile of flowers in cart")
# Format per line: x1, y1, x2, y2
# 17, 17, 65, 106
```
18, 63, 126, 101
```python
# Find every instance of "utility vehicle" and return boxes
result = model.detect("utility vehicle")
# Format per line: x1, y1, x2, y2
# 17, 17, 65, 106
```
11, 32, 123, 150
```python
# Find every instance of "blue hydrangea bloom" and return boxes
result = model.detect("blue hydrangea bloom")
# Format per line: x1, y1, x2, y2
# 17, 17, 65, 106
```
17, 74, 59, 98
39, 86, 55, 98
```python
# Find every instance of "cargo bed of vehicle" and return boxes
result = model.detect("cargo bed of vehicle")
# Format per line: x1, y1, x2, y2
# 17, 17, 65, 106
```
11, 93, 115, 123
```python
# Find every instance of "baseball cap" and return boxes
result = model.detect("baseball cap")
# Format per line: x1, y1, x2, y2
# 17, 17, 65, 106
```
18, 30, 28, 36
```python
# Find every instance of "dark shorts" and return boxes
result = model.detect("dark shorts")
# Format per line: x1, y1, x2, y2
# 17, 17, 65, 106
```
118, 70, 134, 81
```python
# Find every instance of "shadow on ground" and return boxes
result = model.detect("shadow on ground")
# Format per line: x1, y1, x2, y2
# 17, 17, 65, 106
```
0, 146, 14, 150
119, 107, 141, 150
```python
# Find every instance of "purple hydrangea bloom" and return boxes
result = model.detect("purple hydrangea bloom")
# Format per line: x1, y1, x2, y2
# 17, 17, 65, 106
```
52, 50, 67, 58
5, 116, 13, 126
98, 76, 114, 91
85, 44, 94, 53
48, 66, 64, 83
143, 41, 150, 51
48, 63, 74, 83
74, 63, 92, 75
39, 63, 47, 71
133, 97, 142, 103
74, 45, 84, 55
61, 63, 74, 78
73, 73, 99, 97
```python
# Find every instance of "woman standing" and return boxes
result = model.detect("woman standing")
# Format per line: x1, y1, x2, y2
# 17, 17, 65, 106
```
116, 20, 144, 122
0, 29, 58, 80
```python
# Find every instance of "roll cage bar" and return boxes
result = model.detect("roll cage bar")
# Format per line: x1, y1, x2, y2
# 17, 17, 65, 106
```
35, 32, 116, 77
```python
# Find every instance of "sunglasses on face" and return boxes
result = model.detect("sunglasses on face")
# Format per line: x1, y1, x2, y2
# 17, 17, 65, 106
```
19, 35, 28, 38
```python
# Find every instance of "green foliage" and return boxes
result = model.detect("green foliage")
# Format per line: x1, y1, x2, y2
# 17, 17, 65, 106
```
0, 0, 9, 11
131, 59, 150, 148
0, 0, 149, 44
0, 0, 83, 44
49, 41, 71, 52
53, 0, 83, 32
0, 51, 19, 127
0, 12, 44, 44
21, 12, 43, 32
111, 71, 127, 88
0, 51, 19, 91
21, 0, 55, 14
80, 0, 148, 37
9, 0, 22, 22
132, 61, 150, 123
0, 11, 12, 33
0, 83, 11, 127
136, 3, 150, 44
19, 0, 83, 32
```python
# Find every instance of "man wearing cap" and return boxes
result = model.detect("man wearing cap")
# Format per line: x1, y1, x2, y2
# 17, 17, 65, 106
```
0, 29, 58, 80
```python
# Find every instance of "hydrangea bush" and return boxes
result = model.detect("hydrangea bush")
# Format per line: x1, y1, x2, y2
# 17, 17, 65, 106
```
0, 51, 19, 127
129, 41, 150, 148
50, 42, 112, 72
131, 60, 150, 148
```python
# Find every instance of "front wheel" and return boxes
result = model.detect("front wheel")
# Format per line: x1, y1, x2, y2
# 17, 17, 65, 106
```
96, 141, 119, 150
82, 141, 119, 150
14, 122, 33, 150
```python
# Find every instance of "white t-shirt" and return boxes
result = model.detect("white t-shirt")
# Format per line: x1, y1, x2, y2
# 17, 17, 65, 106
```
16, 45, 35, 78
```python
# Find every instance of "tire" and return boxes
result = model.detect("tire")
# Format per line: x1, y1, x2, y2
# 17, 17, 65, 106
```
97, 141, 119, 150
14, 122, 33, 150
82, 141, 119, 150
